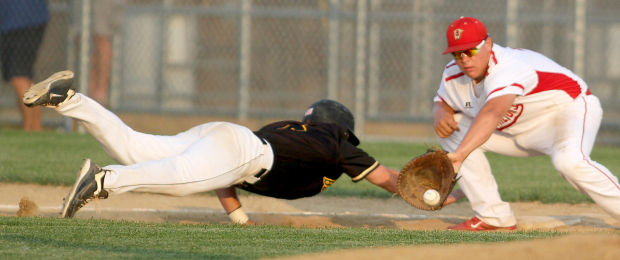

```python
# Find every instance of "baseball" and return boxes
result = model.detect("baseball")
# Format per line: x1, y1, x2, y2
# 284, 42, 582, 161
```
423, 189, 441, 206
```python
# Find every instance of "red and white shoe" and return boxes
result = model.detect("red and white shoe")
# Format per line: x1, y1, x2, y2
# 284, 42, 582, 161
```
448, 217, 517, 231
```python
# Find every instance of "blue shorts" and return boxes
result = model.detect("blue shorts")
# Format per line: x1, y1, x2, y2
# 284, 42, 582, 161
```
1, 24, 46, 81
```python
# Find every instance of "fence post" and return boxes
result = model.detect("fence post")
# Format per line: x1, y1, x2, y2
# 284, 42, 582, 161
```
327, 0, 340, 100
238, 0, 252, 121
74, 0, 92, 133
506, 0, 519, 47
367, 0, 381, 117
574, 0, 586, 77
354, 0, 368, 138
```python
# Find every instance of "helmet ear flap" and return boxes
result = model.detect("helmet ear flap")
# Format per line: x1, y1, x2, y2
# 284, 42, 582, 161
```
302, 99, 360, 146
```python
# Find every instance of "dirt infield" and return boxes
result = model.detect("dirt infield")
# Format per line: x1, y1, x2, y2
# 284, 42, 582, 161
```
272, 234, 620, 260
2, 183, 619, 259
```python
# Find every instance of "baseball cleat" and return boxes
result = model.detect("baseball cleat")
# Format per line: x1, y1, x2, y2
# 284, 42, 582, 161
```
23, 70, 75, 107
60, 159, 108, 218
447, 217, 517, 231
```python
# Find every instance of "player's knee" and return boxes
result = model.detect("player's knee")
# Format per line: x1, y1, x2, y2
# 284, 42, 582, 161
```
551, 152, 589, 176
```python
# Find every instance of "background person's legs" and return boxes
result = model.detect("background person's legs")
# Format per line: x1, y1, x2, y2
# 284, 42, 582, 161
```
89, 0, 125, 107
1, 25, 46, 131
89, 35, 112, 106
12, 76, 41, 131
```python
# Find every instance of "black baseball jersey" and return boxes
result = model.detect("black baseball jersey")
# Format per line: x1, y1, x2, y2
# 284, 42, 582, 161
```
236, 120, 379, 199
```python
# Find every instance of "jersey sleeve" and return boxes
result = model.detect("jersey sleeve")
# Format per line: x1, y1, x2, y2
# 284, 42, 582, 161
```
434, 66, 464, 111
339, 141, 380, 182
485, 60, 538, 101
434, 80, 451, 105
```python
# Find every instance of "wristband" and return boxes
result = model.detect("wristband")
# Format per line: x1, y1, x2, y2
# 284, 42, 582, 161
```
228, 207, 249, 224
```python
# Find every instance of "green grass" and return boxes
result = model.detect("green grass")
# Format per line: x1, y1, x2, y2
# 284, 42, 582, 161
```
1, 128, 619, 203
0, 129, 116, 185
1, 128, 616, 258
0, 217, 560, 259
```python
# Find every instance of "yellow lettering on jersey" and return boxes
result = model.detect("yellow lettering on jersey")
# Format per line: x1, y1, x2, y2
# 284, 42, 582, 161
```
321, 177, 336, 191
277, 124, 308, 132
277, 124, 292, 130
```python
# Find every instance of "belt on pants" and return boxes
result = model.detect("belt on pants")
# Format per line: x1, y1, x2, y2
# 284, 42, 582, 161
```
243, 137, 272, 185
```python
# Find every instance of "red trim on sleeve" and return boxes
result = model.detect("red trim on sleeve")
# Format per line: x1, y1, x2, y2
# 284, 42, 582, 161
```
510, 83, 525, 90
445, 72, 464, 82
486, 84, 524, 99
487, 86, 507, 98
446, 62, 457, 69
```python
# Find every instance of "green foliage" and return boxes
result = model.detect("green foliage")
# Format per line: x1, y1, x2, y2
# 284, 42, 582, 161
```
0, 216, 561, 259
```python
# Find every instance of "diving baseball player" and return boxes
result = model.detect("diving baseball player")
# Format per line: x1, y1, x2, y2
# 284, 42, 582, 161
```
23, 70, 404, 224
433, 17, 620, 231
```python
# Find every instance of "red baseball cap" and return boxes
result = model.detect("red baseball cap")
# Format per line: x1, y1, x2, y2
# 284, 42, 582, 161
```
442, 17, 488, 54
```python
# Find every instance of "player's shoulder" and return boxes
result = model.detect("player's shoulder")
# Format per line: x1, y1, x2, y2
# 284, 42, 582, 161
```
442, 60, 461, 74
489, 45, 537, 74
494, 44, 542, 67
441, 61, 467, 85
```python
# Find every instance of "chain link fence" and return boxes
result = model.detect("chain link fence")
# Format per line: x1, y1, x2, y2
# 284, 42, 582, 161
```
2, 0, 620, 144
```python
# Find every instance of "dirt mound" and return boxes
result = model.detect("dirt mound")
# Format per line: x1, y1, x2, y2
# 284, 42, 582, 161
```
16, 197, 39, 217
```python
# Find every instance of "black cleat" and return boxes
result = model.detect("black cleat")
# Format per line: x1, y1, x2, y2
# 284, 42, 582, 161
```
23, 70, 75, 107
60, 159, 108, 218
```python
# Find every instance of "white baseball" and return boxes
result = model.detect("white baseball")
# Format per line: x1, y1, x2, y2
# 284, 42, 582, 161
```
423, 189, 441, 206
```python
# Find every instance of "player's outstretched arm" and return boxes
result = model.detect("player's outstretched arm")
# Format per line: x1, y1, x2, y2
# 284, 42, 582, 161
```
215, 187, 254, 225
365, 165, 400, 194
451, 94, 516, 172
443, 188, 465, 206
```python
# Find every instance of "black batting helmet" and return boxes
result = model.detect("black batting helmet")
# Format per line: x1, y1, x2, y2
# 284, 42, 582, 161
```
302, 99, 360, 146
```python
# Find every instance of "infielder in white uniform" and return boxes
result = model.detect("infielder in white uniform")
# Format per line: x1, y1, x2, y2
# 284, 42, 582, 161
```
434, 17, 620, 231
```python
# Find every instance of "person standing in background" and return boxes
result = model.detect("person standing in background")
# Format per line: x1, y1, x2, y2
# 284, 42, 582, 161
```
88, 0, 126, 107
0, 0, 49, 131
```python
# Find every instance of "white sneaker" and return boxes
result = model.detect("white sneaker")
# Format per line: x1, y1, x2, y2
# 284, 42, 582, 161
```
60, 159, 108, 218
23, 70, 75, 107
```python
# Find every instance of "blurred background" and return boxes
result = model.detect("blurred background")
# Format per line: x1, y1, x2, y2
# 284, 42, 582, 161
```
2, 0, 620, 144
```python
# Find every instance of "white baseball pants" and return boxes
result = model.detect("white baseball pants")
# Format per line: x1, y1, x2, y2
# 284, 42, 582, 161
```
55, 93, 273, 196
440, 95, 620, 226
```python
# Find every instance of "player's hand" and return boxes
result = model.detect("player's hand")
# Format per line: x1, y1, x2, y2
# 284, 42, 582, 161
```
443, 188, 465, 206
446, 152, 463, 174
242, 219, 256, 226
433, 103, 460, 138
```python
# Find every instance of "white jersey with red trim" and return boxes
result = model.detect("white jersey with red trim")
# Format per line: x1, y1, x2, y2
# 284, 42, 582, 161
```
434, 43, 591, 135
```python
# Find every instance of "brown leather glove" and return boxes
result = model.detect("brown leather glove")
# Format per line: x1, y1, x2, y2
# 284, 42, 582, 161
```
397, 148, 459, 211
